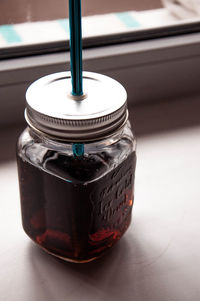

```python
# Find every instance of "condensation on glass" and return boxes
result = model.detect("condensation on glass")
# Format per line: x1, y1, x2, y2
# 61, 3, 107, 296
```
16, 72, 136, 263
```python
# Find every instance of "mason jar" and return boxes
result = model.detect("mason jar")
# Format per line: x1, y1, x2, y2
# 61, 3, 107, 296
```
16, 72, 136, 263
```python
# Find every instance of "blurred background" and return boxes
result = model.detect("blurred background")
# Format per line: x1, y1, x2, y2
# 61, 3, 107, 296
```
0, 0, 162, 24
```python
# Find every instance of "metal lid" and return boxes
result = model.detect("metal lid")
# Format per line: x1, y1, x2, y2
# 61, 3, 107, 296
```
25, 71, 127, 141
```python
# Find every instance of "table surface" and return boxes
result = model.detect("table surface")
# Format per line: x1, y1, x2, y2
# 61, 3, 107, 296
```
1, 124, 200, 301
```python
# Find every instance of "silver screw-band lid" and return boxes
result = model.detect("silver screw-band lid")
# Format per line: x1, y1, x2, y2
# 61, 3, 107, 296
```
25, 71, 127, 141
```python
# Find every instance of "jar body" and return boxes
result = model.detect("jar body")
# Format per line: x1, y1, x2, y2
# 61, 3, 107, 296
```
17, 121, 136, 262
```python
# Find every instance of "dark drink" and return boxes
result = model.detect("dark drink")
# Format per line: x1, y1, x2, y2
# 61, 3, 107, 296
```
17, 136, 136, 262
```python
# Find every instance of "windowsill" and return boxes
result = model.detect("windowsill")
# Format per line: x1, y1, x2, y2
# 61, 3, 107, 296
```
1, 95, 200, 299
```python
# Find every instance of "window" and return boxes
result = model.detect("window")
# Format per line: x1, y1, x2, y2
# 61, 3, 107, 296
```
1, 1, 200, 127
1, 0, 200, 59
0, 0, 162, 24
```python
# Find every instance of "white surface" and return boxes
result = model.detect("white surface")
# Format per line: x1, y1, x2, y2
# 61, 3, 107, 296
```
1, 126, 200, 301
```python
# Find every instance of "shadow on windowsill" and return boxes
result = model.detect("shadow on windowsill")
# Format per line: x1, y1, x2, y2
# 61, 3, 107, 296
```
129, 94, 200, 137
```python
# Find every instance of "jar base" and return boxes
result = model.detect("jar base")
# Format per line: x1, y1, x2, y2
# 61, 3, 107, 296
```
35, 243, 98, 263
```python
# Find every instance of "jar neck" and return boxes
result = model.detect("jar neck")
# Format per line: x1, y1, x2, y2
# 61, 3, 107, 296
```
28, 120, 132, 152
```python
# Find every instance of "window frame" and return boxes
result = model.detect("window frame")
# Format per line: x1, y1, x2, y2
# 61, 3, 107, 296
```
1, 18, 200, 60
1, 29, 200, 127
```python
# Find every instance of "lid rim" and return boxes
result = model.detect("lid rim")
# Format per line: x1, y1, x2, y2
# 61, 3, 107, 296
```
25, 110, 129, 142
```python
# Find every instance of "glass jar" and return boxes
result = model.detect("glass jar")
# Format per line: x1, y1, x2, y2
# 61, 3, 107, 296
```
16, 71, 137, 263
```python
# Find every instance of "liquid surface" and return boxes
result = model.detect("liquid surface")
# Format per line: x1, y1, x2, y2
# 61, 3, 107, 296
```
17, 151, 136, 262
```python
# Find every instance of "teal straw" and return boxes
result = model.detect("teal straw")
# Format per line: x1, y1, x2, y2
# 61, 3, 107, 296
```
69, 0, 83, 96
69, 0, 84, 157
